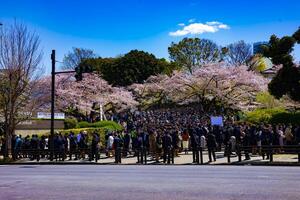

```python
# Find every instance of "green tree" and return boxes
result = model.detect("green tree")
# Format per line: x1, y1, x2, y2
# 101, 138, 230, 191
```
78, 50, 175, 86
261, 35, 295, 66
168, 38, 220, 73
268, 66, 300, 101
108, 50, 167, 86
262, 27, 300, 102
292, 27, 300, 43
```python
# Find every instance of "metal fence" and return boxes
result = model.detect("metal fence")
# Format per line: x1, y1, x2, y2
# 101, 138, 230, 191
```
2, 145, 300, 164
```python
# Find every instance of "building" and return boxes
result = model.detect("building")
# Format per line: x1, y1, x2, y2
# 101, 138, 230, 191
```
15, 112, 65, 136
253, 41, 269, 55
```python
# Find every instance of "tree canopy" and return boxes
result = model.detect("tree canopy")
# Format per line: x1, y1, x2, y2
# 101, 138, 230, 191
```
168, 38, 220, 73
62, 47, 95, 70
262, 27, 300, 102
225, 40, 252, 66
78, 50, 177, 86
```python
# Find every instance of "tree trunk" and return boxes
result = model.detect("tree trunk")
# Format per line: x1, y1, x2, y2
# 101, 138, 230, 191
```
4, 132, 12, 158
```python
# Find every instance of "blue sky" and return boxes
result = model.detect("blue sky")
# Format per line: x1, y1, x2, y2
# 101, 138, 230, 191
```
1, 0, 300, 74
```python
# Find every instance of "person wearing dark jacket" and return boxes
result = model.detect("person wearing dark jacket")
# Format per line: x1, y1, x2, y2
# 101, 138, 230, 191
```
207, 132, 217, 162
190, 128, 200, 163
113, 133, 123, 163
90, 132, 100, 162
123, 132, 131, 157
162, 131, 173, 164
69, 132, 78, 160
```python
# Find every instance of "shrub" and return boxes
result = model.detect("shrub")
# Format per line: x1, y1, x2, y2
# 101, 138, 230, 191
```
245, 108, 300, 125
270, 112, 300, 125
64, 118, 78, 129
77, 121, 91, 128
245, 108, 285, 124
77, 120, 123, 130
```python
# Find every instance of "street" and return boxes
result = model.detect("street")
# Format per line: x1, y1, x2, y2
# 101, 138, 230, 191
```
0, 165, 299, 200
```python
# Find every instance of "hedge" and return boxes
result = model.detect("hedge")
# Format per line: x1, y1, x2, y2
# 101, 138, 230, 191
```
76, 120, 123, 131
245, 108, 300, 124
269, 112, 300, 125
60, 128, 107, 146
64, 118, 78, 129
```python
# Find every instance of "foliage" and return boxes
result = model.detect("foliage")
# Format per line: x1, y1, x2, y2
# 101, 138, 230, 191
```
245, 108, 286, 124
256, 92, 282, 109
269, 112, 300, 125
107, 50, 169, 86
262, 28, 300, 102
225, 40, 252, 66
261, 35, 296, 66
62, 47, 95, 70
64, 118, 78, 129
77, 120, 123, 131
37, 73, 138, 115
78, 50, 175, 86
293, 27, 300, 43
130, 63, 269, 111
268, 65, 300, 101
168, 38, 220, 73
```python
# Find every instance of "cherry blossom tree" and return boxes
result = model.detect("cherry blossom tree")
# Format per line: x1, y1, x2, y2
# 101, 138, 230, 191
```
37, 73, 138, 117
130, 63, 270, 111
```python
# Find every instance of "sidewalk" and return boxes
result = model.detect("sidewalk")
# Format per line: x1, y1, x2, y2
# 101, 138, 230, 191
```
7, 151, 300, 166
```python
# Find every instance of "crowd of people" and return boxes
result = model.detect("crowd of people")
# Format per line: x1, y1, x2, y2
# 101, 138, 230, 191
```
1, 108, 300, 163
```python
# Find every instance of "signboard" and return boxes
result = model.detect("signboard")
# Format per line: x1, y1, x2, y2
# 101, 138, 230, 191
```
37, 112, 65, 120
210, 116, 223, 126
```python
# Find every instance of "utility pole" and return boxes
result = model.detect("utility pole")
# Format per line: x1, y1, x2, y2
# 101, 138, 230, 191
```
49, 50, 76, 161
50, 50, 55, 161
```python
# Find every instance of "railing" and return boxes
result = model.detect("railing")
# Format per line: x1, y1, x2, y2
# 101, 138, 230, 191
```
2, 145, 300, 164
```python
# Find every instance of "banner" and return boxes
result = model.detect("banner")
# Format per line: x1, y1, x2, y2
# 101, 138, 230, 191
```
210, 116, 223, 126
37, 112, 65, 120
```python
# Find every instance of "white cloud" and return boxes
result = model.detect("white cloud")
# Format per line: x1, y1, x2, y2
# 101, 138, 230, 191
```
169, 21, 230, 37
178, 23, 185, 26
188, 18, 196, 23
206, 21, 220, 25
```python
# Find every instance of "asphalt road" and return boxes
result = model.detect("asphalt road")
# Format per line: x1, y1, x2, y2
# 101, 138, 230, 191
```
0, 165, 299, 200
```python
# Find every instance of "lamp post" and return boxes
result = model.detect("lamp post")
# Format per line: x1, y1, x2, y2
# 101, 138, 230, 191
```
50, 50, 76, 161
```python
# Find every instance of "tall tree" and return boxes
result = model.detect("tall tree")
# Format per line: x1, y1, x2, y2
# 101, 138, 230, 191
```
78, 50, 174, 86
0, 22, 43, 157
261, 35, 296, 66
62, 47, 95, 70
168, 38, 220, 73
130, 63, 269, 111
262, 28, 300, 102
225, 40, 252, 66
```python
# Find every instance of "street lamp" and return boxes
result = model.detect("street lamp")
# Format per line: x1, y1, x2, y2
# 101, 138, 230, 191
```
50, 50, 76, 161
